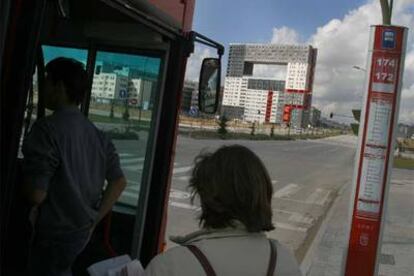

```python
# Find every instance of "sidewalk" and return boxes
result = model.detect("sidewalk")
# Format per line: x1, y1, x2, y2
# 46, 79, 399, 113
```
306, 168, 414, 276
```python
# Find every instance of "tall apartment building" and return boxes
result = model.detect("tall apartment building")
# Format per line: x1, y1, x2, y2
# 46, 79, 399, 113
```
91, 73, 129, 103
222, 43, 317, 127
91, 61, 155, 108
128, 78, 153, 109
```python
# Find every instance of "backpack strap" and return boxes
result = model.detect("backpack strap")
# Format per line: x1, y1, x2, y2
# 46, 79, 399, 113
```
186, 244, 217, 276
267, 239, 277, 276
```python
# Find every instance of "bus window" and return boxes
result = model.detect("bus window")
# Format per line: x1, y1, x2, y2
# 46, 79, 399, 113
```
89, 50, 162, 209
43, 45, 88, 64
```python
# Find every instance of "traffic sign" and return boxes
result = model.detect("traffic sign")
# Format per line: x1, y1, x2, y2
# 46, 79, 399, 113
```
344, 25, 408, 276
119, 89, 128, 99
189, 106, 198, 117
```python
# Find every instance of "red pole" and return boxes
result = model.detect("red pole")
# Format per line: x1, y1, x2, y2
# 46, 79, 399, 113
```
344, 25, 408, 276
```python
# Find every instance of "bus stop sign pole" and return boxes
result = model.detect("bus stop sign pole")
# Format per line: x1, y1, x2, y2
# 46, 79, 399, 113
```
344, 25, 408, 276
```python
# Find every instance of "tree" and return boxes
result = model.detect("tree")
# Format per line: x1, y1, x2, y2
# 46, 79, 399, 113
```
351, 109, 361, 135
122, 100, 130, 121
250, 121, 256, 136
270, 124, 275, 137
217, 115, 229, 138
109, 99, 114, 119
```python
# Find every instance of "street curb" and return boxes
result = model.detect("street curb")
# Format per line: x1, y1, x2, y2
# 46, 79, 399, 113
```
299, 182, 350, 275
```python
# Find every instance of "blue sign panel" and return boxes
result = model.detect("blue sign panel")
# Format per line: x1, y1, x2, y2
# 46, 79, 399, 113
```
189, 106, 198, 117
119, 89, 128, 98
382, 30, 396, 49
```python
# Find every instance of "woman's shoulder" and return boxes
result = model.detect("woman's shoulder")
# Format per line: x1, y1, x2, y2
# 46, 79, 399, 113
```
144, 245, 202, 276
270, 239, 302, 276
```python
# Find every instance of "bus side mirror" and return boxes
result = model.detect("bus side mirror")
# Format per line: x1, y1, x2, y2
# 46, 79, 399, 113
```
198, 58, 220, 114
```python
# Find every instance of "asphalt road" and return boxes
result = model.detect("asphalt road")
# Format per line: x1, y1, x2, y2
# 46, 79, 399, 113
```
165, 135, 357, 260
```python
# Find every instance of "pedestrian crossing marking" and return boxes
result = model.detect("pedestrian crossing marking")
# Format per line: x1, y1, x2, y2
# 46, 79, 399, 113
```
121, 157, 145, 165
275, 222, 307, 232
175, 175, 191, 181
305, 189, 331, 205
169, 200, 200, 211
173, 166, 193, 174
170, 189, 191, 199
273, 183, 301, 198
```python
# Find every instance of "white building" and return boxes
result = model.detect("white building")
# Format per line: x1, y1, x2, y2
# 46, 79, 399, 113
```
222, 43, 317, 127
128, 78, 153, 109
91, 73, 128, 103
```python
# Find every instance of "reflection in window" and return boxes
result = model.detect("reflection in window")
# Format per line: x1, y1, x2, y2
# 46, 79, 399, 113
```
18, 46, 88, 158
89, 51, 161, 208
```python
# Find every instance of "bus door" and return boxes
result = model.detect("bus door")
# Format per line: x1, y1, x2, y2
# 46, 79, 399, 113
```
1, 0, 222, 274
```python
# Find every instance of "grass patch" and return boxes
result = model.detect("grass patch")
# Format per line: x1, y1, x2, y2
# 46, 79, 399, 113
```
182, 129, 343, 141
104, 129, 139, 140
186, 131, 295, 140
393, 157, 414, 170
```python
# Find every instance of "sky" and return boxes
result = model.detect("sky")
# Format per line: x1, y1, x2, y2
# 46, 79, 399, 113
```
185, 0, 414, 124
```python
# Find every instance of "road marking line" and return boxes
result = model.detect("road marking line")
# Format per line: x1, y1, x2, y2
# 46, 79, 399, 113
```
121, 157, 145, 164
126, 185, 140, 192
119, 153, 133, 157
173, 166, 193, 175
120, 190, 139, 199
170, 189, 191, 199
272, 180, 278, 184
288, 213, 314, 225
275, 198, 321, 205
175, 175, 191, 181
123, 165, 143, 171
126, 179, 140, 185
275, 222, 307, 232
169, 201, 200, 211
305, 189, 331, 205
392, 179, 414, 185
273, 184, 300, 198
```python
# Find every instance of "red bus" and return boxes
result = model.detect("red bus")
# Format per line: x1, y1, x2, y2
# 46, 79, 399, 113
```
0, 0, 223, 274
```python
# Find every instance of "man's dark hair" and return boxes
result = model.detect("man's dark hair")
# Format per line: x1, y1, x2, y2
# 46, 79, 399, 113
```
45, 57, 88, 105
189, 145, 275, 232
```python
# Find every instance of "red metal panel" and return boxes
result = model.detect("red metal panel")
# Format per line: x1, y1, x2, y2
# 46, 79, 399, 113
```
265, 91, 273, 123
148, 0, 195, 31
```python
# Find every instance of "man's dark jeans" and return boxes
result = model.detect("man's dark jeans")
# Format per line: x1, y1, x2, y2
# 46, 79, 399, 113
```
29, 230, 90, 276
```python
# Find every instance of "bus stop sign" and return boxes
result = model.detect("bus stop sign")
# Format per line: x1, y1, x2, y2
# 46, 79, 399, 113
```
344, 25, 408, 276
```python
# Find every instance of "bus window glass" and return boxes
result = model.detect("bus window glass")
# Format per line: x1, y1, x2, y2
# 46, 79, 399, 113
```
43, 45, 88, 64
18, 46, 88, 158
89, 51, 161, 208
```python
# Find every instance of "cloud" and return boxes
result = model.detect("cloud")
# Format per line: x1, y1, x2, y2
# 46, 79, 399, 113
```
308, 0, 414, 124
271, 26, 301, 44
185, 46, 215, 81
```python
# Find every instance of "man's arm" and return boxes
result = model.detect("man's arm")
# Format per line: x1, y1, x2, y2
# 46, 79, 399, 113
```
22, 120, 59, 206
96, 176, 127, 224
23, 184, 47, 205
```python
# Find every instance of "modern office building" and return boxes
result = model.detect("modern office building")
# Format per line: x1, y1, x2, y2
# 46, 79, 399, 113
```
222, 43, 317, 127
